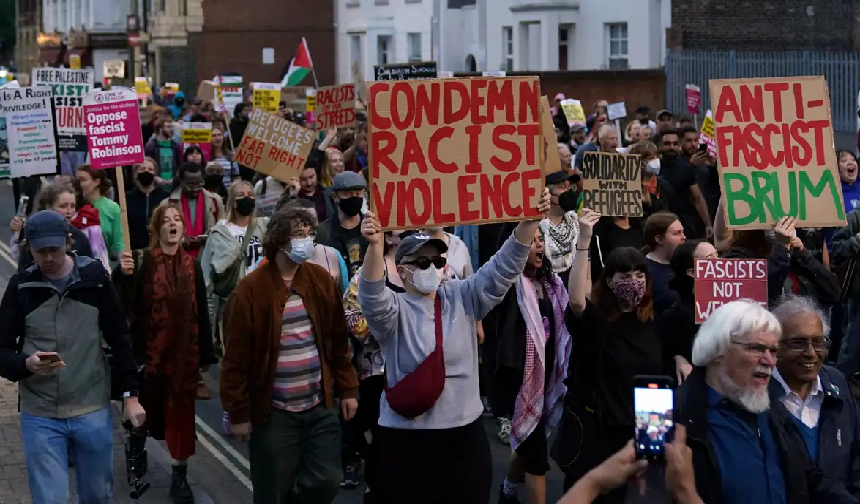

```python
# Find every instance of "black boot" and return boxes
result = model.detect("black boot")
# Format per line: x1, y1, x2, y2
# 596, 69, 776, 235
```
170, 465, 195, 504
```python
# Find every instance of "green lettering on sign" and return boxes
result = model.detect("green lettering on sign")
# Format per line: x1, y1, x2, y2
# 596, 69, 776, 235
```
724, 170, 844, 226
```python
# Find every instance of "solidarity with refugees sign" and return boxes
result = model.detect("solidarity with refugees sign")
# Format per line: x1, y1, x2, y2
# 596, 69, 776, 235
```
710, 76, 844, 229
368, 76, 544, 230
31, 67, 94, 152
234, 108, 316, 183
82, 87, 144, 169
694, 258, 768, 323
581, 152, 643, 217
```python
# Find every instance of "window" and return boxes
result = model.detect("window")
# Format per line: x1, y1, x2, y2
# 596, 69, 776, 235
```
558, 25, 570, 70
157, 0, 165, 12
606, 23, 628, 69
378, 35, 393, 66
350, 34, 362, 66
407, 33, 422, 62
178, 0, 187, 15
502, 26, 513, 72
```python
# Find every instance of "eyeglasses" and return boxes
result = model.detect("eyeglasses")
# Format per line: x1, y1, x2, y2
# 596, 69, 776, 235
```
781, 337, 831, 354
404, 256, 447, 270
731, 339, 779, 359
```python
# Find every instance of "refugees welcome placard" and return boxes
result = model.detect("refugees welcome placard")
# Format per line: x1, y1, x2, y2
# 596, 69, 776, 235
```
581, 151, 643, 217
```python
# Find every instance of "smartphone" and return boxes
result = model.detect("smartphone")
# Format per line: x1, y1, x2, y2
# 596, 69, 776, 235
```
698, 143, 708, 153
633, 375, 675, 462
17, 196, 29, 218
38, 352, 61, 363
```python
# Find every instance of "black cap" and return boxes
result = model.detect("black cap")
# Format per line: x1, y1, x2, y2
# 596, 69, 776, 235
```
546, 170, 576, 185
657, 109, 673, 118
395, 233, 448, 265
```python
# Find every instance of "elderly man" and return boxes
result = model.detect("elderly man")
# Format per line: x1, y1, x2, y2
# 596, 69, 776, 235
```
675, 300, 859, 504
771, 295, 860, 498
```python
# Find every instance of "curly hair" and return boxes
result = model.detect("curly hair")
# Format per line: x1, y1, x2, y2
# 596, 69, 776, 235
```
262, 208, 318, 261
148, 203, 185, 248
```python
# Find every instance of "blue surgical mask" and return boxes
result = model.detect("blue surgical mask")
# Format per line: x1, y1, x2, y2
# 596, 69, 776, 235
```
282, 237, 314, 263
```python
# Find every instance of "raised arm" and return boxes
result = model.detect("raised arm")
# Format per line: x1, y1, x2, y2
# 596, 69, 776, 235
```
356, 211, 399, 342
569, 208, 601, 316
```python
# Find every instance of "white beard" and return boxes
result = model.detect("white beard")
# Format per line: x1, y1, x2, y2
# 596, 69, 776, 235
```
716, 368, 770, 414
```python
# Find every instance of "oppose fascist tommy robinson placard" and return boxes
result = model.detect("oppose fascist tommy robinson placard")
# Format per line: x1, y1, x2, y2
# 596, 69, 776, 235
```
710, 76, 844, 229
368, 76, 544, 231
82, 87, 144, 169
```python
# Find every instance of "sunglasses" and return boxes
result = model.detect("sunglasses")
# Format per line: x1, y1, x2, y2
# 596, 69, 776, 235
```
404, 256, 447, 270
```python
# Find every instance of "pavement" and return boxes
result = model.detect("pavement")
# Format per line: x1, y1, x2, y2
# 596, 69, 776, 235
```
0, 179, 671, 504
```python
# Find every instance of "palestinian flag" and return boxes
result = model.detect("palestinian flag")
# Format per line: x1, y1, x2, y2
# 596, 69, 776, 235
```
281, 38, 314, 87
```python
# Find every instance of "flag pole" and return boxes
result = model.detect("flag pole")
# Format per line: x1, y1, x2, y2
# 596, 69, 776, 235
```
304, 37, 320, 88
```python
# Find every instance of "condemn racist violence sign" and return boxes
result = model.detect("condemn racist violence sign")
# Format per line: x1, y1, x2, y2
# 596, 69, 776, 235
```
710, 76, 844, 229
368, 77, 544, 230
234, 108, 316, 183
82, 87, 144, 169
581, 151, 643, 217
31, 67, 93, 152
694, 258, 768, 323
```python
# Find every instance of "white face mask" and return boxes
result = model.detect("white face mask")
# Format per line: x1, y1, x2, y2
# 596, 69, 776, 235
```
284, 237, 314, 263
407, 265, 443, 294
646, 159, 661, 175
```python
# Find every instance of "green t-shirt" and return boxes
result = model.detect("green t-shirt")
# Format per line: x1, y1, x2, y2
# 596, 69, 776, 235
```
92, 196, 124, 255
158, 139, 174, 180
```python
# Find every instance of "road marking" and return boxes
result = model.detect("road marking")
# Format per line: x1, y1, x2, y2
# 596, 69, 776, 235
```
0, 241, 254, 487
196, 429, 253, 490
195, 416, 251, 470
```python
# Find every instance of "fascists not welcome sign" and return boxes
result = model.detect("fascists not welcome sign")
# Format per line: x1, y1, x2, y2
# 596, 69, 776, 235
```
694, 258, 768, 323
710, 76, 845, 229
368, 76, 544, 231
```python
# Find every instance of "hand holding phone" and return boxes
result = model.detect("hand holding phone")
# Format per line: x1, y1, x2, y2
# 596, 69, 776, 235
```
633, 375, 675, 462
26, 352, 65, 375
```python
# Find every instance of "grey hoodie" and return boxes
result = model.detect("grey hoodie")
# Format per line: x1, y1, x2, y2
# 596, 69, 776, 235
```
199, 217, 269, 291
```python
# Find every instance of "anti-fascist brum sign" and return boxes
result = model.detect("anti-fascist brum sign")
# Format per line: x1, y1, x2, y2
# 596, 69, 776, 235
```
368, 77, 544, 231
710, 76, 845, 229
694, 258, 768, 323
581, 152, 643, 217
82, 87, 144, 169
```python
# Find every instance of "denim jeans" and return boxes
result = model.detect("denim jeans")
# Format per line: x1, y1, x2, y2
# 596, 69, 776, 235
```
20, 406, 114, 504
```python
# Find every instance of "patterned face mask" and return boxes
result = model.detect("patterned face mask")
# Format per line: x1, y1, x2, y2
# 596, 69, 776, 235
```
609, 277, 646, 307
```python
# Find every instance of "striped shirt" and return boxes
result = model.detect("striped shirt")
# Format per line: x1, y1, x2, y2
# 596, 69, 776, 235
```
272, 287, 322, 412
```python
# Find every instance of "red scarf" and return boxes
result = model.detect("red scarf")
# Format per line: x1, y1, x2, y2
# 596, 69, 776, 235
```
181, 191, 206, 258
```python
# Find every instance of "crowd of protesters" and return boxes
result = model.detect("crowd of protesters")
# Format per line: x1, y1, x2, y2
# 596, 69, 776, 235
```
2, 83, 860, 504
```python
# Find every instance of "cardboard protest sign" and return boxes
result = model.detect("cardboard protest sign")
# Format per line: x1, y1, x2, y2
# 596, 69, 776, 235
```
197, 80, 217, 104
698, 110, 716, 158
710, 76, 844, 229
580, 152, 643, 217
234, 108, 316, 183
694, 258, 767, 323
31, 67, 94, 152
686, 84, 701, 115
607, 102, 627, 121
181, 122, 212, 159
0, 86, 58, 178
252, 83, 280, 113
82, 87, 145, 169
540, 96, 561, 173
560, 99, 585, 126
316, 83, 356, 130
368, 76, 544, 231
374, 62, 438, 81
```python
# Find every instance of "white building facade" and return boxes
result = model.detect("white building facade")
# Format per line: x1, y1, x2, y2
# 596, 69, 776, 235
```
336, 0, 671, 83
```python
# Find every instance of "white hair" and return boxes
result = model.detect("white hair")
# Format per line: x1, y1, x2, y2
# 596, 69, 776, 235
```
771, 294, 830, 338
691, 300, 781, 366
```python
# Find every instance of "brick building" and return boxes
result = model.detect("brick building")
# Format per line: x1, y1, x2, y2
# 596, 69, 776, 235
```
670, 0, 860, 51
195, 0, 335, 88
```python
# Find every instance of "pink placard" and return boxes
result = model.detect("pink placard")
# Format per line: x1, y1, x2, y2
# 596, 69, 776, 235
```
685, 84, 701, 115
82, 87, 145, 170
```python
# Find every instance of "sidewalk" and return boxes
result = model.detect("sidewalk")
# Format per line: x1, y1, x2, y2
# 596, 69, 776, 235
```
0, 379, 213, 504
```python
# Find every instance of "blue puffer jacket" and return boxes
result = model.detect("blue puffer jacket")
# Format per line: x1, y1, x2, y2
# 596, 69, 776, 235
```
769, 365, 860, 499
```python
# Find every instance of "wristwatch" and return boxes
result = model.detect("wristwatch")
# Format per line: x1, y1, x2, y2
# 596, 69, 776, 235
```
123, 390, 139, 399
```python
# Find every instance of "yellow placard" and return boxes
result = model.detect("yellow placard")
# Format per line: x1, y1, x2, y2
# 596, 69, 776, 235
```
182, 125, 212, 144
252, 83, 280, 113
306, 93, 316, 112
69, 55, 81, 69
134, 77, 151, 98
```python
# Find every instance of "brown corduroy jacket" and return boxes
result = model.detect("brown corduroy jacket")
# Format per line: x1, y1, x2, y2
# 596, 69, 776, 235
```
220, 260, 358, 425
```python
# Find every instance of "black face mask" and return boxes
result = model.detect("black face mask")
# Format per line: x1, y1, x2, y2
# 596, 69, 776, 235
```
136, 171, 155, 187
558, 189, 579, 212
338, 197, 363, 217
205, 174, 223, 188
235, 197, 255, 217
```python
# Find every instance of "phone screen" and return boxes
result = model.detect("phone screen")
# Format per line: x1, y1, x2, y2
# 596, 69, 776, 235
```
634, 379, 674, 461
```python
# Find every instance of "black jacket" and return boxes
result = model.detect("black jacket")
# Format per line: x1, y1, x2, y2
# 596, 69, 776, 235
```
724, 244, 791, 307
125, 186, 170, 251
768, 366, 860, 498
675, 367, 858, 504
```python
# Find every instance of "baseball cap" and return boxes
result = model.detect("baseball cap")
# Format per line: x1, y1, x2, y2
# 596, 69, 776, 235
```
332, 172, 367, 191
570, 124, 586, 133
395, 233, 449, 265
657, 109, 673, 118
546, 170, 577, 185
24, 211, 69, 251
